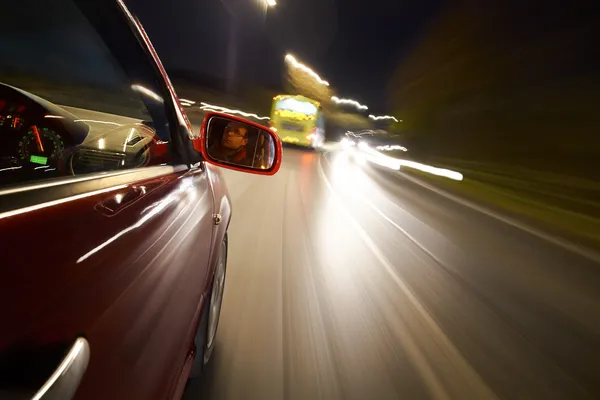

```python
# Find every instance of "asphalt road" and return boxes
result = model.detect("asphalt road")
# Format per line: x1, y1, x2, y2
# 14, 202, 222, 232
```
184, 146, 600, 400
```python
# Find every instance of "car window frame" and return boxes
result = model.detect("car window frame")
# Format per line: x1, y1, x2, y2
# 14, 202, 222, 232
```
0, 0, 201, 214
112, 0, 202, 167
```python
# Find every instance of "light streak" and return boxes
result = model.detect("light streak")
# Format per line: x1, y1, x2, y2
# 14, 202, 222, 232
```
285, 54, 330, 86
73, 119, 122, 126
131, 84, 164, 103
0, 185, 128, 221
32, 339, 88, 400
376, 144, 408, 152
369, 115, 400, 122
357, 142, 463, 181
200, 102, 270, 120
331, 96, 368, 110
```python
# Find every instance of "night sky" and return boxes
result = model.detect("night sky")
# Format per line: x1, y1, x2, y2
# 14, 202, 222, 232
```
126, 0, 443, 113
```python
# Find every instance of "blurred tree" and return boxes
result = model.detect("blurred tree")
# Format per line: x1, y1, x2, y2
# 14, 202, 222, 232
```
328, 111, 370, 130
284, 60, 374, 139
387, 0, 600, 174
284, 65, 333, 106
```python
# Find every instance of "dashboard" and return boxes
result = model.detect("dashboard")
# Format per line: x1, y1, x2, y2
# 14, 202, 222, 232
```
0, 84, 89, 186
1, 114, 65, 168
0, 83, 168, 188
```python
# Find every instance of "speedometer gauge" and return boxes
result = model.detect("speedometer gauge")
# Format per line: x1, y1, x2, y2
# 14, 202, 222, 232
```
18, 126, 65, 165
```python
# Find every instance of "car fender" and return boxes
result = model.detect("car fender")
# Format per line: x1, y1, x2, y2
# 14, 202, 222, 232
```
171, 162, 231, 397
205, 162, 232, 285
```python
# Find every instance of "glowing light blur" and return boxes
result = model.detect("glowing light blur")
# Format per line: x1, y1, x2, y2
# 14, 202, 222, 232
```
98, 138, 105, 150
377, 145, 408, 152
264, 0, 276, 6
331, 96, 368, 110
179, 98, 196, 104
285, 54, 330, 86
200, 102, 270, 121
73, 119, 122, 126
0, 166, 22, 172
0, 184, 128, 221
123, 128, 135, 152
32, 338, 88, 400
131, 84, 164, 103
340, 137, 356, 149
369, 115, 400, 122
357, 142, 463, 181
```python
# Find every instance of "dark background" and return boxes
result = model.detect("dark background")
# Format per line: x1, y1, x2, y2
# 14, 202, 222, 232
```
126, 0, 600, 167
126, 0, 443, 115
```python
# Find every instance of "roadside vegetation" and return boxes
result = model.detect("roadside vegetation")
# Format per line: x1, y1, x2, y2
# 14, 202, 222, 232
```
401, 160, 600, 249
384, 1, 599, 248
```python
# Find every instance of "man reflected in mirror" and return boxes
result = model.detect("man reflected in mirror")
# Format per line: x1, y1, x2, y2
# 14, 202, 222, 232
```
209, 121, 250, 165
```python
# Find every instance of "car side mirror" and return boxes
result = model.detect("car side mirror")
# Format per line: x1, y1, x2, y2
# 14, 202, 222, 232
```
196, 112, 282, 175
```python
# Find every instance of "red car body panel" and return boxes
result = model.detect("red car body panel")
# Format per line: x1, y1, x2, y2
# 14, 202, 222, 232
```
0, 0, 273, 398
0, 165, 230, 399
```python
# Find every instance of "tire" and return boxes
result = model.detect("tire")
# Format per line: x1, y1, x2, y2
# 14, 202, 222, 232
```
189, 235, 228, 378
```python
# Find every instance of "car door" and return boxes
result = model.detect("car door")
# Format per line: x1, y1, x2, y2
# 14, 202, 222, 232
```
0, 1, 215, 399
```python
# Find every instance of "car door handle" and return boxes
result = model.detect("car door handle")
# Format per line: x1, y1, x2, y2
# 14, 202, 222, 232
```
31, 337, 90, 400
95, 186, 145, 216
95, 180, 166, 217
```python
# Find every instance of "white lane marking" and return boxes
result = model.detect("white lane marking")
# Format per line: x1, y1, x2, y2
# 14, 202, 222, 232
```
359, 193, 454, 270
398, 172, 600, 264
322, 152, 464, 263
321, 152, 453, 265
317, 160, 497, 400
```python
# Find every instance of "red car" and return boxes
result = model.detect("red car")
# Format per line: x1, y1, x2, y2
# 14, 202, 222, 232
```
0, 0, 281, 399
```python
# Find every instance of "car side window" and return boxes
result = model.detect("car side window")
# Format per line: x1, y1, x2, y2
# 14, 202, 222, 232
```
0, 0, 172, 189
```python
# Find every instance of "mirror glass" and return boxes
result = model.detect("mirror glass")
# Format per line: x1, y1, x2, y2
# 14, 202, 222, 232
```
205, 116, 276, 170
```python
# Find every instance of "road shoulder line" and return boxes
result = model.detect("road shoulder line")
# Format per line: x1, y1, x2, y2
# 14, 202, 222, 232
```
397, 168, 600, 263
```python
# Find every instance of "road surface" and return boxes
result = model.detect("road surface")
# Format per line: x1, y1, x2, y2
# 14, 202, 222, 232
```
184, 146, 600, 400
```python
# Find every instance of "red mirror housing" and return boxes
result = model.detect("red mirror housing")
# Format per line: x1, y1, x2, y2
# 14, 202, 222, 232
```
194, 112, 282, 175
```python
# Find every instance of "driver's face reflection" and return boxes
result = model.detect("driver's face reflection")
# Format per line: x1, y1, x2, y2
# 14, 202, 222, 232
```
222, 124, 248, 150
